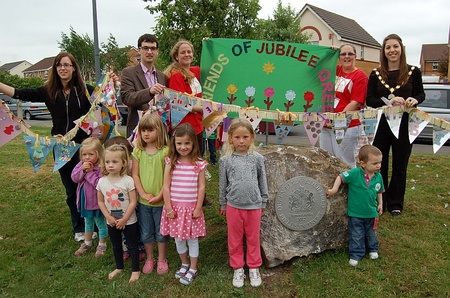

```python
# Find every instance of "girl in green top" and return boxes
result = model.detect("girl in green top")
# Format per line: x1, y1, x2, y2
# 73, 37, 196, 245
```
131, 113, 170, 275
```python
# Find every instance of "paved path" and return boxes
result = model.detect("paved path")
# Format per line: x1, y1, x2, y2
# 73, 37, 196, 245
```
27, 117, 450, 155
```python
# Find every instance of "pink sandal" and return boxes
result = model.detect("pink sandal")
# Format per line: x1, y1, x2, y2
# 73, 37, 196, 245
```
142, 259, 156, 274
157, 259, 169, 275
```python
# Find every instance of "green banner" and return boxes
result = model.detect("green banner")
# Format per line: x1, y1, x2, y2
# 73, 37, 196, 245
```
200, 38, 339, 114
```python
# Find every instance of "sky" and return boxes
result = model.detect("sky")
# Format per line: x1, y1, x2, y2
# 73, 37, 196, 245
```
0, 0, 448, 67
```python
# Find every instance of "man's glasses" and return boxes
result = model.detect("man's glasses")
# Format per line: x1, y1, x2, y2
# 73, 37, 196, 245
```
339, 52, 355, 57
56, 63, 73, 68
140, 46, 158, 52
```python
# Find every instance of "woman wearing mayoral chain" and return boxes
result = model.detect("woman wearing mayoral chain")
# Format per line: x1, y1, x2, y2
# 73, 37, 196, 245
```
366, 34, 425, 216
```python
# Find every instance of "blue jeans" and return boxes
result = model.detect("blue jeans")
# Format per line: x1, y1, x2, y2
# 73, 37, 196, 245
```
348, 217, 378, 260
138, 203, 169, 244
201, 138, 217, 165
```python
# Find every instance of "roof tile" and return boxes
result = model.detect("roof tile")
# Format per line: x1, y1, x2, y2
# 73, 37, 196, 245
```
420, 44, 448, 61
304, 4, 381, 48
23, 56, 55, 72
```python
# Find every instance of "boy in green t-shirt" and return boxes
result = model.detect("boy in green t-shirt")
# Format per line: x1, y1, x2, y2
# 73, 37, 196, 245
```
327, 145, 384, 267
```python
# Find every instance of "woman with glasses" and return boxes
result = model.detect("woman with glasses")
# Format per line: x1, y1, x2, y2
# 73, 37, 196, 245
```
320, 44, 368, 168
366, 34, 424, 216
0, 52, 119, 241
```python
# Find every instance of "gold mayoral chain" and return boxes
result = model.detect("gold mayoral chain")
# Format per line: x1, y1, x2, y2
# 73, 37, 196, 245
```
375, 66, 415, 100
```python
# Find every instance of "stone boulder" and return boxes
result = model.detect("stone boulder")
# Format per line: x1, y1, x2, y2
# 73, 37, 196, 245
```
258, 145, 351, 268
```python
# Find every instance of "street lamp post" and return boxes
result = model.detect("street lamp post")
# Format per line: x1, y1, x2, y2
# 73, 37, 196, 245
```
92, 0, 101, 84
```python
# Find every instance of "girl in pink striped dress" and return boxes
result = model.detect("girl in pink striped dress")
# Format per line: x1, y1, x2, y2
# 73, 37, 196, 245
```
160, 123, 207, 285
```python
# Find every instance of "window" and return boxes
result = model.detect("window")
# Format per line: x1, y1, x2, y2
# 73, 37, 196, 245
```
432, 62, 439, 70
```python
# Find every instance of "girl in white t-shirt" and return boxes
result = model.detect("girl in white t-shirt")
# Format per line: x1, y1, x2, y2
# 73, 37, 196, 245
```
97, 144, 140, 283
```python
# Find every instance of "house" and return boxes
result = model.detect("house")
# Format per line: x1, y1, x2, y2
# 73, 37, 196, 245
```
420, 44, 448, 81
102, 46, 140, 74
23, 56, 55, 81
0, 60, 33, 77
298, 4, 381, 75
126, 47, 139, 66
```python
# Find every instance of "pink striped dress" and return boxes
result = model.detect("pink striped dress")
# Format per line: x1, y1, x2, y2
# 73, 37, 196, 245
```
160, 157, 207, 240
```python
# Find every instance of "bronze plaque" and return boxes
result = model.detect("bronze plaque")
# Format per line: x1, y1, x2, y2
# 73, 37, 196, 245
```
275, 176, 327, 231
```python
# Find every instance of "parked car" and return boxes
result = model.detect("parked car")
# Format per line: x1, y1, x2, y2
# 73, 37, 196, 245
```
116, 96, 128, 125
1, 94, 50, 120
417, 84, 450, 142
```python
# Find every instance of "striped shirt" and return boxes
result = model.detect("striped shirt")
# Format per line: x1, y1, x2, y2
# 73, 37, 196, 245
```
167, 158, 207, 205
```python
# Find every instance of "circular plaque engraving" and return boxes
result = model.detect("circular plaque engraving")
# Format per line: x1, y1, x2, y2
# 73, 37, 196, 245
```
275, 176, 327, 231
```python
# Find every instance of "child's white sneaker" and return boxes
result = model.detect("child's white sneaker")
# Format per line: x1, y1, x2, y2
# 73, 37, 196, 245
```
349, 259, 359, 266
249, 268, 262, 287
232, 268, 245, 288
369, 252, 379, 260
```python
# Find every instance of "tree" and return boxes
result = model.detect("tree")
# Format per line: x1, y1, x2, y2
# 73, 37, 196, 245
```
437, 49, 449, 79
255, 0, 310, 43
101, 34, 132, 74
59, 26, 96, 82
59, 28, 131, 83
142, 0, 261, 68
0, 70, 44, 89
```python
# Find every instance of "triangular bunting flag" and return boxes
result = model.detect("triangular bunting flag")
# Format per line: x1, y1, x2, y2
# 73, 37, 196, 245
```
302, 114, 325, 146
239, 111, 262, 132
360, 111, 379, 145
0, 109, 22, 147
274, 120, 294, 144
384, 107, 404, 139
221, 117, 233, 143
128, 110, 145, 147
330, 114, 352, 144
202, 101, 215, 119
53, 142, 81, 172
170, 104, 191, 129
153, 95, 171, 114
23, 135, 56, 173
75, 108, 103, 138
408, 111, 429, 144
101, 104, 115, 141
203, 108, 227, 138
169, 91, 195, 111
432, 126, 450, 153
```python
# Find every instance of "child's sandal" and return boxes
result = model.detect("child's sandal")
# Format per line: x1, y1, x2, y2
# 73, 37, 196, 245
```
175, 264, 189, 279
157, 259, 169, 275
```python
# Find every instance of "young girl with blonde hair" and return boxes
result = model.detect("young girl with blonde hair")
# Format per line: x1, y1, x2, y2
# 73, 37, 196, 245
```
71, 137, 108, 257
97, 144, 140, 283
219, 119, 268, 288
131, 113, 170, 275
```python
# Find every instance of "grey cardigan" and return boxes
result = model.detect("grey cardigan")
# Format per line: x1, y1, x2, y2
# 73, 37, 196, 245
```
219, 151, 268, 211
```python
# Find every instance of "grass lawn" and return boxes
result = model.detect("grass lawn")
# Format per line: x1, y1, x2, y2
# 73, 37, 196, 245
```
0, 126, 449, 297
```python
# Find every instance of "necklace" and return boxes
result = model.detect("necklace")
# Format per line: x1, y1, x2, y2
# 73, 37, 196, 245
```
375, 66, 414, 99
